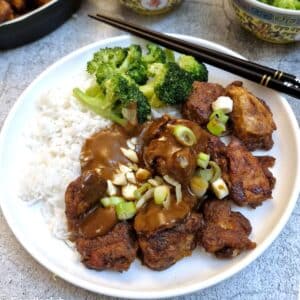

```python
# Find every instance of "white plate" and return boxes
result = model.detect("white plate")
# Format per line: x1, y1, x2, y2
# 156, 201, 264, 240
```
0, 35, 299, 299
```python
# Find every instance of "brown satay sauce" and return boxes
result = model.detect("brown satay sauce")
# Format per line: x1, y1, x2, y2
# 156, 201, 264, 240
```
78, 206, 118, 239
134, 198, 190, 233
80, 125, 130, 180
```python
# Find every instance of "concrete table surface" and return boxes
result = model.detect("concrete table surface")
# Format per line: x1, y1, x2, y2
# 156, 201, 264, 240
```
0, 0, 299, 299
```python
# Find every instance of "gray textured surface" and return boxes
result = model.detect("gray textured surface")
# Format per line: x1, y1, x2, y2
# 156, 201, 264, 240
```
0, 0, 299, 299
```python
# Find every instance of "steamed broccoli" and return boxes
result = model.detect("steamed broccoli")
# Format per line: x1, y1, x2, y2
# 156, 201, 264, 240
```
73, 74, 150, 126
258, 0, 300, 9
178, 55, 208, 82
140, 62, 194, 106
142, 44, 167, 65
88, 45, 148, 85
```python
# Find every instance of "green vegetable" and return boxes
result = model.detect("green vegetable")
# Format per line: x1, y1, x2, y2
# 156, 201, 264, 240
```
197, 152, 210, 169
178, 55, 208, 82
154, 185, 170, 205
207, 118, 226, 136
209, 110, 229, 124
172, 125, 197, 146
190, 176, 209, 198
208, 161, 221, 183
258, 0, 300, 9
101, 196, 125, 207
116, 201, 137, 220
134, 183, 152, 199
142, 43, 167, 65
73, 74, 151, 126
197, 168, 214, 182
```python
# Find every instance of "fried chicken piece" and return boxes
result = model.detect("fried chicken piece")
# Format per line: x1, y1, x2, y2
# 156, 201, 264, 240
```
10, 0, 26, 11
0, 0, 14, 23
182, 82, 225, 125
226, 81, 276, 151
136, 212, 203, 270
35, 0, 51, 6
65, 170, 107, 232
141, 115, 224, 185
200, 200, 256, 258
65, 171, 138, 272
76, 222, 138, 272
225, 138, 275, 207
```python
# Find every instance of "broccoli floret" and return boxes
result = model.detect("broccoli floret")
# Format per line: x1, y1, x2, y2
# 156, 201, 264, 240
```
142, 44, 167, 65
155, 62, 194, 105
258, 0, 300, 9
140, 62, 194, 106
273, 0, 298, 9
87, 47, 127, 74
178, 55, 208, 82
73, 74, 150, 126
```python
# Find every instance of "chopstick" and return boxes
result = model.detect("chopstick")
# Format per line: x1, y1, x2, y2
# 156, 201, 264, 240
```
89, 13, 300, 99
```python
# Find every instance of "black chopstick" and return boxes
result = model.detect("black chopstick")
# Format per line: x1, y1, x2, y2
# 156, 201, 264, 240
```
94, 14, 300, 88
89, 14, 300, 99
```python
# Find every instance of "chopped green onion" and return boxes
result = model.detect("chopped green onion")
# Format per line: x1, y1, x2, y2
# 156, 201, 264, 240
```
172, 125, 197, 147
190, 176, 209, 198
198, 168, 214, 182
209, 110, 229, 124
211, 178, 229, 199
134, 183, 152, 199
207, 118, 226, 136
197, 152, 210, 169
115, 201, 137, 220
208, 161, 221, 183
101, 196, 125, 207
154, 185, 170, 205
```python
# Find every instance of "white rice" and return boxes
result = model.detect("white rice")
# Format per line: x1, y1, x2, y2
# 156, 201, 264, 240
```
19, 71, 111, 239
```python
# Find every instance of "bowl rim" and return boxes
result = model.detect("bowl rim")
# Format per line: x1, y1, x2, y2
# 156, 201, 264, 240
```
234, 0, 300, 16
0, 0, 58, 28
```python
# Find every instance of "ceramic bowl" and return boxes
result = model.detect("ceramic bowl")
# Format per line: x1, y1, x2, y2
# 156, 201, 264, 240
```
230, 0, 300, 43
0, 0, 82, 49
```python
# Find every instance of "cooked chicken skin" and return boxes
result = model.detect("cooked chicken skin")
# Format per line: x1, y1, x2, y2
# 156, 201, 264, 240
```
136, 213, 203, 270
200, 200, 256, 258
226, 81, 276, 151
224, 138, 275, 208
65, 170, 107, 232
0, 0, 14, 23
182, 81, 225, 125
141, 115, 225, 185
76, 222, 138, 272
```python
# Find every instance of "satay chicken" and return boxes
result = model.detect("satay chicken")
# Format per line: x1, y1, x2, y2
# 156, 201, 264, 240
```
226, 81, 276, 151
64, 109, 276, 271
0, 0, 52, 24
222, 138, 275, 208
199, 200, 256, 258
182, 82, 225, 125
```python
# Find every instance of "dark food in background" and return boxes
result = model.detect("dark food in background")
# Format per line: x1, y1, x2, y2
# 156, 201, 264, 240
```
221, 138, 275, 208
182, 81, 225, 125
199, 200, 256, 258
226, 81, 276, 151
136, 212, 203, 270
0, 0, 52, 24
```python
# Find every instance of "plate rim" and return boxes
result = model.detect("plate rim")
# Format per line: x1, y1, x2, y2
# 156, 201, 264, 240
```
0, 34, 300, 299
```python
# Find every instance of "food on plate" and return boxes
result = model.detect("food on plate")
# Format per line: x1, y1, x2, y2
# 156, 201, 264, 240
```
20, 43, 277, 273
135, 211, 203, 270
226, 81, 276, 151
199, 200, 256, 258
0, 0, 52, 24
182, 82, 225, 125
258, 0, 300, 10
221, 138, 276, 208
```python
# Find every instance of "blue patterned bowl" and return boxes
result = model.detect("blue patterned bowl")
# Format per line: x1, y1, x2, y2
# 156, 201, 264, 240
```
230, 0, 300, 43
